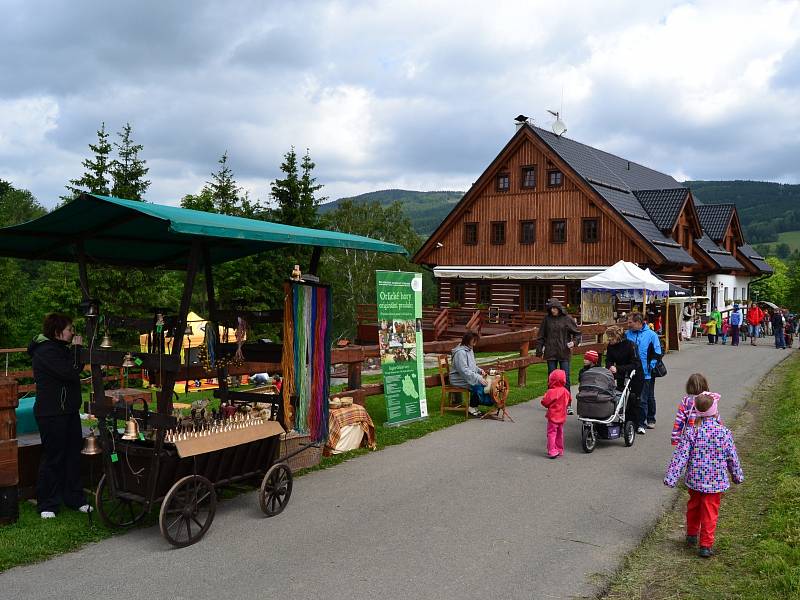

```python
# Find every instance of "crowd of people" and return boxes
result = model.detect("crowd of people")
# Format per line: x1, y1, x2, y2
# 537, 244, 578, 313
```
681, 301, 797, 349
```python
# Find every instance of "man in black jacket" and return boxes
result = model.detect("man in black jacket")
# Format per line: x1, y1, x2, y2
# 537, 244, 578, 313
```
27, 313, 91, 518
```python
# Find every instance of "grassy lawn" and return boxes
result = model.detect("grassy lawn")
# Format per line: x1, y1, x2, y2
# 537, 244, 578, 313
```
761, 229, 800, 255
0, 356, 582, 572
600, 354, 800, 600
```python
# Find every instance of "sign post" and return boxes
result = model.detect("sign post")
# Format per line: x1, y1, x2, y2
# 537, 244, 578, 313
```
376, 271, 428, 426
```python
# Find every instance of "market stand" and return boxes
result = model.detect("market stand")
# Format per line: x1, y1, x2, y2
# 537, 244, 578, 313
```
0, 193, 405, 546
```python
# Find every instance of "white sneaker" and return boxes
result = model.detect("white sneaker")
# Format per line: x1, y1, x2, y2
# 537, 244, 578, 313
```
637, 426, 646, 435
40, 511, 56, 519
78, 504, 94, 513
468, 407, 481, 417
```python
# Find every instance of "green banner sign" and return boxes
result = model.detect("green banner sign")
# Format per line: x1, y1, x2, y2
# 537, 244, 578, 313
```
376, 271, 428, 426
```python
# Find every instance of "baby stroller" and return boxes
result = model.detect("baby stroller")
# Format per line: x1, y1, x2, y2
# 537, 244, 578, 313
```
576, 367, 637, 453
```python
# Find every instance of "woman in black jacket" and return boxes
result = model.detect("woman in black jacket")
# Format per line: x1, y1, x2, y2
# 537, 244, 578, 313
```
27, 313, 90, 518
604, 325, 642, 428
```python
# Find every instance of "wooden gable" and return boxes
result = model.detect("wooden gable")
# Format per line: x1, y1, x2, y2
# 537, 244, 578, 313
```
413, 127, 659, 267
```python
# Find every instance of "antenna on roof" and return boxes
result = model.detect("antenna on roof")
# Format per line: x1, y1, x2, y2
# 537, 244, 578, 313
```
547, 110, 567, 137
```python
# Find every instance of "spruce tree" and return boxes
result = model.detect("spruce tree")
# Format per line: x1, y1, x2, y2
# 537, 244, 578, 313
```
110, 123, 150, 201
63, 122, 112, 201
208, 152, 239, 215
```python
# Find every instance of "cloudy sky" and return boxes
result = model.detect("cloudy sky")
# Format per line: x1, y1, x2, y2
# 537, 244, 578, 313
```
2, 0, 799, 208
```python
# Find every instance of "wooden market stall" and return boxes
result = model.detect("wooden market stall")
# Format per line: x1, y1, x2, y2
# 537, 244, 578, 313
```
0, 193, 406, 546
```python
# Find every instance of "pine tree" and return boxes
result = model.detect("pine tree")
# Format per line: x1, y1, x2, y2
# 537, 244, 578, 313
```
298, 149, 326, 226
270, 147, 302, 225
63, 122, 112, 201
207, 152, 240, 215
111, 123, 150, 201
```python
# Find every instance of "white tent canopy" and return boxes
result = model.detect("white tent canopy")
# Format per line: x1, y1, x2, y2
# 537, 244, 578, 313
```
580, 260, 669, 297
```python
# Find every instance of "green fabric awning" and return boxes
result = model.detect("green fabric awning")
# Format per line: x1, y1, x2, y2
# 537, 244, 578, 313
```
0, 194, 407, 268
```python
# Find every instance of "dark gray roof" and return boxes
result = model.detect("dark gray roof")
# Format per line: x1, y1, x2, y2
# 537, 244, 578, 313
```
633, 188, 690, 231
737, 243, 773, 274
695, 235, 744, 270
531, 126, 694, 265
695, 204, 734, 242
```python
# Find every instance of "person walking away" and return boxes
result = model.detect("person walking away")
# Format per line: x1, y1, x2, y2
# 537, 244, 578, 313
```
746, 302, 763, 345
604, 325, 642, 430
535, 298, 582, 413
27, 313, 92, 518
449, 331, 490, 417
664, 392, 743, 558
771, 309, 786, 349
541, 369, 570, 458
671, 373, 722, 445
626, 312, 661, 434
729, 304, 742, 346
681, 303, 695, 341
702, 315, 717, 345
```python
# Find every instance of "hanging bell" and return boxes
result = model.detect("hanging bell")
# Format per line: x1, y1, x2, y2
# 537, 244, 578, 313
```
81, 428, 102, 455
121, 418, 140, 440
99, 333, 113, 349
185, 324, 193, 336
121, 352, 136, 368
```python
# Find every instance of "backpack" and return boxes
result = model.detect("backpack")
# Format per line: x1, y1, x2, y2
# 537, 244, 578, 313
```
576, 367, 617, 419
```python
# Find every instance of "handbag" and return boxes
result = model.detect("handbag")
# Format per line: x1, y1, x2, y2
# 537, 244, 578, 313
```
651, 359, 667, 378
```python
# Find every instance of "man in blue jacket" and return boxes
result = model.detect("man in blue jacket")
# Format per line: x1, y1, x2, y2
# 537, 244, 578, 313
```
626, 312, 662, 435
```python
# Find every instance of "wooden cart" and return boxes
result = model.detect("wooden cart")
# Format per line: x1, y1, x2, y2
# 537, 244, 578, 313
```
0, 194, 406, 547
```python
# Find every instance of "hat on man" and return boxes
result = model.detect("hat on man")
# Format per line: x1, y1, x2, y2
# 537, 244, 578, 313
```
584, 350, 599, 365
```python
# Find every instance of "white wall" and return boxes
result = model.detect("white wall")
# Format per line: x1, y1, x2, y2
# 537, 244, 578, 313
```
706, 274, 752, 310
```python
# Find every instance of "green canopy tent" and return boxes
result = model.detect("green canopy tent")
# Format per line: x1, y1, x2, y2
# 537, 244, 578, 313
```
0, 193, 406, 268
0, 192, 407, 414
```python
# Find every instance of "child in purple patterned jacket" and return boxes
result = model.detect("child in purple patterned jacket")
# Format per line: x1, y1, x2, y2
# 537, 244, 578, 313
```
664, 392, 743, 558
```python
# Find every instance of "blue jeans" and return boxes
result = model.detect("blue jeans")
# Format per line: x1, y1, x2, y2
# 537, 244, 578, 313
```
547, 359, 571, 390
749, 324, 759, 340
639, 377, 656, 427
775, 330, 786, 349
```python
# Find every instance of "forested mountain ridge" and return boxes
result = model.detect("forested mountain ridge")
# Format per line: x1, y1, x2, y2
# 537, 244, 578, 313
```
325, 181, 800, 243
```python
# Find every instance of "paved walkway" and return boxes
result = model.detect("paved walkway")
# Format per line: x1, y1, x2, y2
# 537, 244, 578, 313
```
2, 339, 792, 600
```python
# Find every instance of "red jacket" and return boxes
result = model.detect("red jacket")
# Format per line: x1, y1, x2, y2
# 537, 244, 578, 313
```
541, 369, 570, 424
747, 305, 764, 326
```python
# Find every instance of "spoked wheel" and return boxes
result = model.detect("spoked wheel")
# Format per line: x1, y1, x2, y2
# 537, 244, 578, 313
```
95, 474, 148, 528
159, 475, 216, 547
491, 376, 510, 405
623, 420, 636, 447
259, 462, 293, 517
581, 424, 597, 453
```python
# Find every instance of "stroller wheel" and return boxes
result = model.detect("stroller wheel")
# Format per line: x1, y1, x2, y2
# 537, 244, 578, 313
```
581, 424, 596, 453
623, 421, 636, 447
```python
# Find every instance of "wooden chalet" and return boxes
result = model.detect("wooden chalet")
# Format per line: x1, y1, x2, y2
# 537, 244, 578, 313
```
413, 119, 772, 318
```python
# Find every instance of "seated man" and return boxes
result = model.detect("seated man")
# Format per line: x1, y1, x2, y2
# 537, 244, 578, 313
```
448, 331, 493, 417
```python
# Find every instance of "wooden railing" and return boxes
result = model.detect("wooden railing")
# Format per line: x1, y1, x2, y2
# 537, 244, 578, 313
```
433, 308, 451, 340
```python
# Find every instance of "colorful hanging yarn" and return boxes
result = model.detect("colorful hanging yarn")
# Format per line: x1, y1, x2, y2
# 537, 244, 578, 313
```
281, 281, 331, 442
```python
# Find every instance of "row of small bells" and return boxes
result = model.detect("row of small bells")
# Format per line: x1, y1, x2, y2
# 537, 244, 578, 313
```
165, 412, 266, 443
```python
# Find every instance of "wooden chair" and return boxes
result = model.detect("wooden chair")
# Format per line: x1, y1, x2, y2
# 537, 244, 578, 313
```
438, 354, 470, 418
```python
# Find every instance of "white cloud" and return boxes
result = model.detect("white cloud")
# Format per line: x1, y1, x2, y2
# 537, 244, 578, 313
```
1, 0, 799, 207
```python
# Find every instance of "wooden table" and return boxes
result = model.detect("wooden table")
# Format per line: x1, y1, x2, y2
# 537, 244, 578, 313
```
104, 387, 152, 407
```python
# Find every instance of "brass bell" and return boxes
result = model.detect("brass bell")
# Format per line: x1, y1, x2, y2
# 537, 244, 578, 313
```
121, 418, 140, 440
81, 428, 102, 455
99, 333, 113, 349
121, 352, 136, 368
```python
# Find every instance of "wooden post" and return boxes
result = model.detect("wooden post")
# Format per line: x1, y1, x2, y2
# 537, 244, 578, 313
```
0, 377, 19, 525
517, 341, 529, 387
347, 362, 362, 391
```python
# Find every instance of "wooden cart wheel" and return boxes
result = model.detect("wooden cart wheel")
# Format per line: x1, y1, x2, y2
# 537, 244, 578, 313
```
259, 462, 293, 517
159, 475, 216, 547
95, 474, 148, 528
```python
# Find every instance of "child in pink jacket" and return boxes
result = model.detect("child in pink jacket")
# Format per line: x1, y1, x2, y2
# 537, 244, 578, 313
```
664, 392, 743, 558
541, 369, 570, 458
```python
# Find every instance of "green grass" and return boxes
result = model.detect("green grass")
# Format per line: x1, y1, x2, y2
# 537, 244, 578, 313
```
600, 354, 800, 599
761, 230, 800, 255
1, 356, 582, 572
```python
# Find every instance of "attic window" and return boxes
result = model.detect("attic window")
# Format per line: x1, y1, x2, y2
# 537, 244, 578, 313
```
551, 219, 567, 243
496, 173, 510, 192
464, 222, 478, 245
582, 218, 599, 243
521, 166, 536, 189
491, 221, 506, 245
547, 170, 563, 187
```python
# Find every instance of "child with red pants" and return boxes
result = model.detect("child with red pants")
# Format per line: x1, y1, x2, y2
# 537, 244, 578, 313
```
664, 392, 743, 557
541, 369, 570, 458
